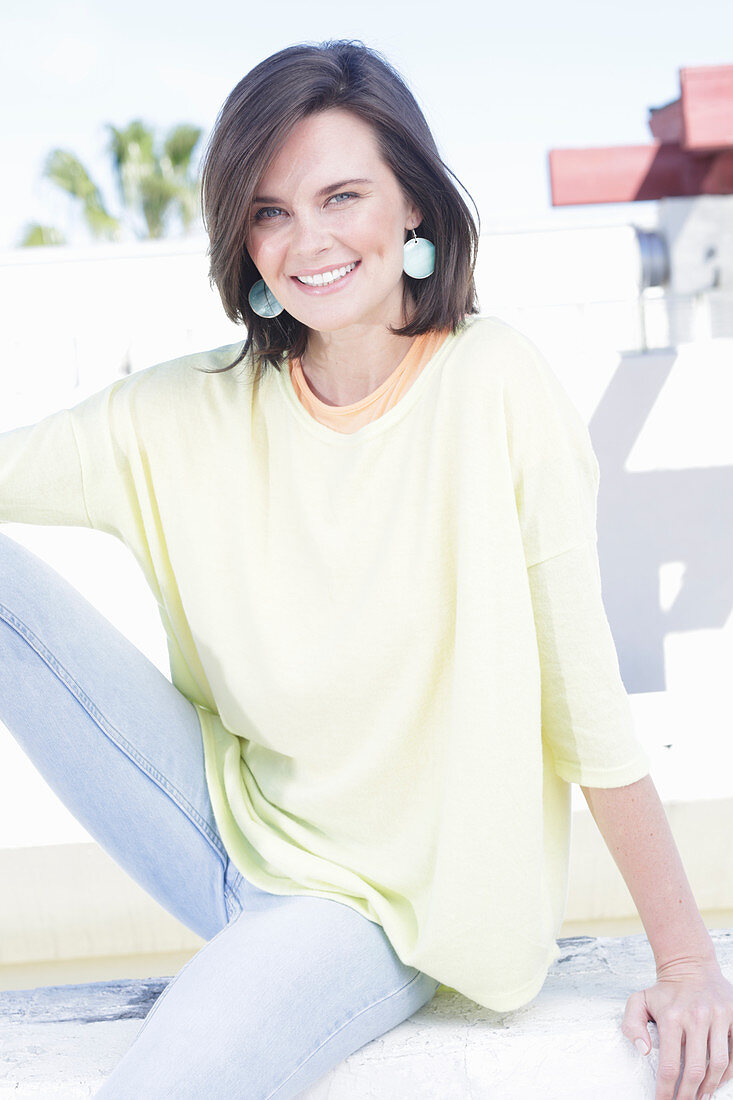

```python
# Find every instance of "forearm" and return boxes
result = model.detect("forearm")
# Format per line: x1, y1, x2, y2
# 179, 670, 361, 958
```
580, 773, 717, 973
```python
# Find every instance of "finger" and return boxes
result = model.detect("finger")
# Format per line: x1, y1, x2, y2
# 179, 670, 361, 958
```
697, 1019, 730, 1097
622, 990, 652, 1056
674, 1024, 708, 1100
714, 1025, 733, 1087
655, 1020, 683, 1100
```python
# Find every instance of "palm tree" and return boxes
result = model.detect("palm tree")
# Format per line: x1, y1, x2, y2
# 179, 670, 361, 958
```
44, 150, 121, 240
20, 120, 204, 247
106, 120, 202, 239
18, 224, 67, 247
163, 124, 204, 233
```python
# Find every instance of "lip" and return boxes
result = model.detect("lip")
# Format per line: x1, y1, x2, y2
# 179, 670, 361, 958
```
292, 260, 360, 277
290, 260, 361, 294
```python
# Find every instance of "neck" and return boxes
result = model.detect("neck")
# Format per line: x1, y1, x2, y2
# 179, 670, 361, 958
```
300, 325, 418, 406
299, 280, 423, 406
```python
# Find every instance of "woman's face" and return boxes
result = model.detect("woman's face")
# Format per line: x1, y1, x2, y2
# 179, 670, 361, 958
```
245, 108, 422, 335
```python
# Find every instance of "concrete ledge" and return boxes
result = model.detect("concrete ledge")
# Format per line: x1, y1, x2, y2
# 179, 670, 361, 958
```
2, 930, 733, 1098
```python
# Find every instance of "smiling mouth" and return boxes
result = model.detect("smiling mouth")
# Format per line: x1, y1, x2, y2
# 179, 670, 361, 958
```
292, 260, 360, 289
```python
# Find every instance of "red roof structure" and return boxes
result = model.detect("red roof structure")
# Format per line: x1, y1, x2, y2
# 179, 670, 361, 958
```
549, 64, 733, 205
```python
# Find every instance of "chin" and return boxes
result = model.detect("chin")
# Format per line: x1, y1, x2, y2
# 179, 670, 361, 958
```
295, 307, 369, 333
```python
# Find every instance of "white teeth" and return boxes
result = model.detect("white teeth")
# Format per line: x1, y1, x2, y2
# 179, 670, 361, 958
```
296, 262, 356, 286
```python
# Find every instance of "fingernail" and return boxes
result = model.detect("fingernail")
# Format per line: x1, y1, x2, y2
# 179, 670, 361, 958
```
634, 1038, 648, 1055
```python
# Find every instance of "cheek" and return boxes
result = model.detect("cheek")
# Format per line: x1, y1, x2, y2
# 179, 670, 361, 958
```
247, 231, 282, 274
365, 231, 400, 267
362, 221, 404, 266
350, 205, 397, 251
376, 233, 406, 272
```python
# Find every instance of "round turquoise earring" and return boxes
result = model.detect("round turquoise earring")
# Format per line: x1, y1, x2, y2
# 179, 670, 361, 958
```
248, 278, 284, 318
403, 228, 435, 279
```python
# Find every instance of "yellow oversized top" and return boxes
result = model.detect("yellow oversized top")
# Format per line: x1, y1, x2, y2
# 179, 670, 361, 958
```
0, 314, 650, 1011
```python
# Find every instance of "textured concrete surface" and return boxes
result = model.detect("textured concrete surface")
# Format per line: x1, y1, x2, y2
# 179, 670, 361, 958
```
2, 930, 733, 1098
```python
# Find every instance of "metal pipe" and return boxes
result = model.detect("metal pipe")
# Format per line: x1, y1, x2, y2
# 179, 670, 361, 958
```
635, 228, 670, 288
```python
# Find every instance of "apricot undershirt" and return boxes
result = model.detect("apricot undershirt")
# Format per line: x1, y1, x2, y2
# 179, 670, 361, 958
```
290, 328, 452, 432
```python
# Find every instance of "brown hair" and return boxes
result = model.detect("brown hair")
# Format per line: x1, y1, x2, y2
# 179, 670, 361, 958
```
198, 38, 481, 380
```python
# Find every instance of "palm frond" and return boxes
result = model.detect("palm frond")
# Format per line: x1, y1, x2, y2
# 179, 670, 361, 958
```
19, 223, 66, 247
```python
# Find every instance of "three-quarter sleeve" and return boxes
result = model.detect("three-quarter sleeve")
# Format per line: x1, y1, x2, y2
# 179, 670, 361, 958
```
0, 406, 93, 529
498, 325, 650, 785
529, 537, 650, 786
503, 332, 600, 568
0, 376, 141, 547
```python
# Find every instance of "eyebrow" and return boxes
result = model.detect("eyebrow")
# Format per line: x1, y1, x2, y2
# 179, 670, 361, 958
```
252, 178, 372, 204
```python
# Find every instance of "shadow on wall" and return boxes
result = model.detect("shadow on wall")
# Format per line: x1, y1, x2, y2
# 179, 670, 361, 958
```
591, 348, 733, 695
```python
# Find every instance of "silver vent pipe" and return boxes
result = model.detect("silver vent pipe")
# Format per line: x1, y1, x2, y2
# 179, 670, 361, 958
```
635, 228, 670, 289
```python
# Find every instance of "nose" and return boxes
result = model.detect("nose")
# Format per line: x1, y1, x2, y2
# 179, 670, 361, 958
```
288, 210, 333, 264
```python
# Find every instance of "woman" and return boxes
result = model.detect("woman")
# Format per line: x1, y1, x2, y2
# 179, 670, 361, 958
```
1, 38, 731, 1100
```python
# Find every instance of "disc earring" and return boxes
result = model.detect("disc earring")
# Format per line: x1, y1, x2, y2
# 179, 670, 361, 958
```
403, 228, 435, 279
248, 278, 284, 318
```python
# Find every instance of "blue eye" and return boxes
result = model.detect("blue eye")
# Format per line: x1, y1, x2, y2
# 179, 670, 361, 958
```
253, 192, 358, 222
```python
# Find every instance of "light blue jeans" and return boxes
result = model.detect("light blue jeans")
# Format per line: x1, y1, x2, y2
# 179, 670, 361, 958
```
0, 531, 440, 1098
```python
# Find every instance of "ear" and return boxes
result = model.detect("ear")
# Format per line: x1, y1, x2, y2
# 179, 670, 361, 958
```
405, 203, 423, 233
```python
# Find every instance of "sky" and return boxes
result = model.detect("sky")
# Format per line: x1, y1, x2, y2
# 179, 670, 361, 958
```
2, 0, 732, 250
